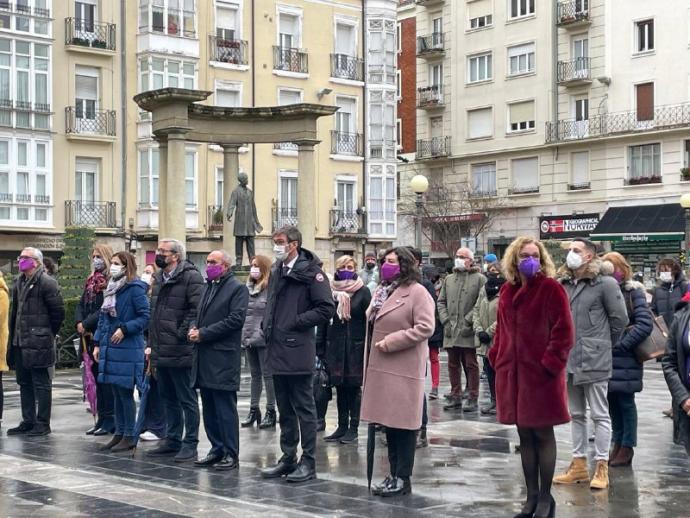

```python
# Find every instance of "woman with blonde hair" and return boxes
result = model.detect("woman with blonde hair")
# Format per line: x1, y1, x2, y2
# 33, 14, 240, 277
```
489, 237, 573, 518
241, 255, 276, 429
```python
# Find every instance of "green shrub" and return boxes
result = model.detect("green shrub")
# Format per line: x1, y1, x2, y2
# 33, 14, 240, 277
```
59, 226, 95, 299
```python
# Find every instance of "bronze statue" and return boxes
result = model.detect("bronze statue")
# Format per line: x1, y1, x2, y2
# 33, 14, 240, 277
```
226, 172, 263, 266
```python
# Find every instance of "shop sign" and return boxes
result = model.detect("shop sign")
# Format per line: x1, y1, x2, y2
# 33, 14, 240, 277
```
23, 237, 64, 251
539, 213, 599, 240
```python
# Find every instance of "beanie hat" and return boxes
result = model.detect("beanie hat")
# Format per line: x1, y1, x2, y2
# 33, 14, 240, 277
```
484, 253, 498, 263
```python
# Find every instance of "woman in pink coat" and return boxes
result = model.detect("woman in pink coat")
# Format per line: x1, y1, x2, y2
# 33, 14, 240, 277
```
361, 247, 435, 497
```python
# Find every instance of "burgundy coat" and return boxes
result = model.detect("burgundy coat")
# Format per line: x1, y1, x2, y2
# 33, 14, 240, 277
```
488, 274, 574, 428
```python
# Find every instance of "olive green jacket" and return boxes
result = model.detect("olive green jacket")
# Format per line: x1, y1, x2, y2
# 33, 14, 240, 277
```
437, 268, 486, 348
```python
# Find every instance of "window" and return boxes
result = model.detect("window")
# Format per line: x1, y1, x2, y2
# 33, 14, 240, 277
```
471, 162, 496, 196
140, 0, 196, 38
467, 107, 493, 139
636, 82, 654, 121
395, 69, 401, 99
369, 97, 395, 158
636, 19, 654, 53
75, 158, 98, 203
278, 171, 298, 226
335, 21, 356, 57
368, 170, 396, 236
76, 1, 96, 32
0, 0, 50, 35
430, 63, 443, 89
139, 56, 195, 119
278, 88, 301, 106
75, 66, 98, 130
368, 18, 396, 85
138, 147, 159, 207
185, 150, 196, 209
511, 157, 539, 194
0, 137, 51, 222
215, 166, 224, 207
431, 16, 442, 37
468, 0, 492, 29
396, 118, 402, 149
507, 43, 535, 76
215, 82, 241, 107
508, 101, 535, 132
335, 96, 356, 134
470, 14, 492, 29
336, 179, 356, 215
570, 151, 589, 188
684, 140, 690, 168
216, 1, 239, 40
468, 52, 492, 83
396, 22, 401, 53
629, 143, 660, 181
278, 11, 300, 49
509, 0, 535, 19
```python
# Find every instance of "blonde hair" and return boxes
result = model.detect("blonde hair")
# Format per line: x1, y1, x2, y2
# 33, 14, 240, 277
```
602, 252, 632, 282
501, 236, 556, 284
92, 244, 114, 273
335, 254, 357, 271
251, 255, 272, 291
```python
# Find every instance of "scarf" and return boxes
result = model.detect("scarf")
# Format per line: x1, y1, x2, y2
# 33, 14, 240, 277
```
331, 277, 364, 321
101, 275, 127, 317
85, 270, 108, 303
485, 274, 506, 301
246, 278, 264, 296
369, 281, 399, 322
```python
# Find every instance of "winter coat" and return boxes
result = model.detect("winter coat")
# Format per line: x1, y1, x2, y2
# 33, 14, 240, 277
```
241, 283, 267, 348
358, 266, 379, 294
8, 268, 65, 369
488, 274, 574, 428
437, 268, 486, 348
263, 248, 336, 375
421, 278, 443, 348
361, 282, 435, 430
661, 302, 690, 448
558, 258, 629, 386
75, 283, 105, 335
472, 289, 499, 355
94, 280, 150, 389
149, 261, 204, 369
0, 275, 8, 371
191, 271, 248, 391
317, 285, 371, 387
652, 275, 688, 328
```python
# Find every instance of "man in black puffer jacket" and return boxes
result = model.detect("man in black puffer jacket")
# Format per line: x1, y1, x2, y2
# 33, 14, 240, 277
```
148, 239, 204, 462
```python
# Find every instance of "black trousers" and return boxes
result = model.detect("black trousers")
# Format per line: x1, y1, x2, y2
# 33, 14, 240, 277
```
335, 385, 361, 428
235, 236, 256, 266
15, 348, 52, 427
385, 428, 416, 478
484, 358, 496, 402
200, 387, 239, 459
157, 366, 199, 449
274, 374, 317, 469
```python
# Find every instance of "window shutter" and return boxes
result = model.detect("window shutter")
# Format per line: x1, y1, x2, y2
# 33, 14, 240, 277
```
636, 83, 654, 121
468, 108, 492, 139
512, 157, 539, 189
571, 151, 589, 184
336, 24, 354, 55
76, 67, 98, 100
509, 101, 534, 124
507, 43, 534, 58
216, 5, 236, 30
468, 0, 490, 19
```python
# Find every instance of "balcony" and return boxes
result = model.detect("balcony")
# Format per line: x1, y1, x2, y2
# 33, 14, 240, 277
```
0, 193, 12, 202
65, 107, 116, 139
470, 189, 497, 198
417, 86, 444, 109
417, 33, 444, 57
556, 0, 590, 28
557, 58, 591, 86
416, 0, 444, 6
416, 136, 451, 159
209, 35, 248, 66
331, 131, 363, 156
207, 205, 224, 233
330, 54, 364, 82
625, 175, 662, 187
65, 201, 117, 228
35, 194, 51, 204
546, 102, 690, 143
272, 207, 298, 232
65, 18, 117, 52
273, 46, 308, 75
330, 209, 366, 236
273, 142, 298, 154
16, 194, 31, 203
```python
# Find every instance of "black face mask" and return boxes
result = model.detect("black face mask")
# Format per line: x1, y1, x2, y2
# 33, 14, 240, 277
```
366, 262, 375, 270
155, 254, 168, 269
485, 274, 505, 300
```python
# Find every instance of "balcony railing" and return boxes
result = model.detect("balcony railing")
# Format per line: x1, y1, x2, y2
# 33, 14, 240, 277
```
65, 18, 117, 51
568, 182, 591, 191
625, 175, 662, 186
207, 204, 224, 232
417, 85, 444, 108
557, 0, 590, 26
65, 107, 116, 137
272, 207, 298, 231
16, 194, 31, 203
557, 57, 591, 84
0, 193, 12, 202
35, 194, 50, 204
546, 102, 690, 143
330, 130, 363, 156
209, 35, 248, 65
65, 200, 117, 228
416, 0, 444, 6
330, 209, 365, 235
330, 54, 364, 82
416, 136, 451, 159
470, 189, 497, 198
273, 46, 308, 74
417, 33, 444, 55
273, 142, 298, 153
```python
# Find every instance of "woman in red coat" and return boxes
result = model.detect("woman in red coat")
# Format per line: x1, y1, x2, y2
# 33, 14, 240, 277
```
488, 237, 574, 518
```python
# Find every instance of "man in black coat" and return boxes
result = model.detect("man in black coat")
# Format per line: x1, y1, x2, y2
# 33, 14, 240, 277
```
7, 247, 65, 436
260, 226, 335, 483
148, 239, 204, 461
188, 250, 248, 471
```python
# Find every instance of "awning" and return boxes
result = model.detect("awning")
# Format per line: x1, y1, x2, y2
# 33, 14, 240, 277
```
590, 203, 685, 242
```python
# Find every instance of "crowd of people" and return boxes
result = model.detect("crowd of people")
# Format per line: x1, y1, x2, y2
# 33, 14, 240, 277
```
1, 228, 690, 514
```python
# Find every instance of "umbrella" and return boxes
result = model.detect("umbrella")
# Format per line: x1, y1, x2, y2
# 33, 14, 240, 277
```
132, 360, 152, 449
81, 336, 98, 420
367, 423, 376, 493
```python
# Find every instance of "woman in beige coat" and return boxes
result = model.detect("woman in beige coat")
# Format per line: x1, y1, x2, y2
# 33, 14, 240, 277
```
361, 247, 435, 497
0, 271, 9, 429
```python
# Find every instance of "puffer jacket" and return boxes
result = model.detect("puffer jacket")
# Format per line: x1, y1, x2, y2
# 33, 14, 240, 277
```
437, 267, 486, 348
241, 282, 267, 348
149, 260, 204, 369
662, 301, 690, 448
652, 274, 688, 328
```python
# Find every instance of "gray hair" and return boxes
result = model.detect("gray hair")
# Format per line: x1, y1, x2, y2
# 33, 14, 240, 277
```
215, 250, 232, 266
456, 247, 474, 261
160, 238, 186, 260
22, 247, 43, 263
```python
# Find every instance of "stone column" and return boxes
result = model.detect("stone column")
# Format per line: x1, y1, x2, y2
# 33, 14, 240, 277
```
163, 131, 187, 244
222, 144, 241, 252
156, 137, 168, 239
296, 140, 318, 251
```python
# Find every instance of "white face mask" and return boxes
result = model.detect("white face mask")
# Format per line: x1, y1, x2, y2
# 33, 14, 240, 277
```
110, 264, 125, 278
273, 244, 288, 262
140, 273, 153, 285
454, 258, 467, 271
566, 250, 584, 270
249, 266, 261, 280
659, 271, 673, 283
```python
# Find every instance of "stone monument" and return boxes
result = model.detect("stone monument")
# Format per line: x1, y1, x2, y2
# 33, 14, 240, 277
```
226, 172, 263, 266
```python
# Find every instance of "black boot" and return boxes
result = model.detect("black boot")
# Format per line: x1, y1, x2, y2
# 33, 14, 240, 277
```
339, 388, 360, 444
324, 425, 348, 442
241, 408, 261, 428
99, 434, 123, 451
339, 425, 358, 444
111, 436, 136, 453
325, 388, 349, 442
259, 409, 276, 429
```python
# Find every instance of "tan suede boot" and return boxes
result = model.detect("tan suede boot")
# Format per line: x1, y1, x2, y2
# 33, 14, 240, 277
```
553, 457, 589, 484
590, 460, 609, 490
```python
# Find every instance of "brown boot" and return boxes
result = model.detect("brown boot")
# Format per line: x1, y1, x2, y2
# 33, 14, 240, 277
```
553, 457, 589, 485
590, 460, 609, 490
608, 443, 621, 465
609, 446, 634, 467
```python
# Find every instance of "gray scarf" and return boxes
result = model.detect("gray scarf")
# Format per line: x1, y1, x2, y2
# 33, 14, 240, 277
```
101, 275, 127, 317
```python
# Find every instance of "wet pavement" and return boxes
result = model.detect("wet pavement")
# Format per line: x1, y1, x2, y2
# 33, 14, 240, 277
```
1, 359, 689, 517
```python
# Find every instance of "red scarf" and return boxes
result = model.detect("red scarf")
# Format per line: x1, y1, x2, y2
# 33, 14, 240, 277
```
84, 270, 107, 303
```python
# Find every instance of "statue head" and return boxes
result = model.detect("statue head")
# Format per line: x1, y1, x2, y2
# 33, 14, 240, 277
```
238, 172, 249, 187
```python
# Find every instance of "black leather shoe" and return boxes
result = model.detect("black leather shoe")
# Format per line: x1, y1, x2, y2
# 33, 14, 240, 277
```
371, 475, 394, 496
514, 495, 538, 518
260, 459, 297, 479
339, 428, 358, 444
259, 409, 276, 429
146, 444, 180, 457
324, 426, 347, 442
85, 425, 99, 435
215, 456, 239, 471
241, 408, 261, 428
380, 477, 411, 497
7, 422, 33, 435
286, 463, 316, 483
93, 428, 110, 436
194, 453, 224, 467
99, 435, 123, 451
111, 437, 136, 452
27, 425, 51, 437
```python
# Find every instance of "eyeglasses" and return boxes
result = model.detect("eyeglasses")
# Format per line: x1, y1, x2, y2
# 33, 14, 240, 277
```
456, 256, 469, 260
156, 249, 173, 255
17, 255, 35, 261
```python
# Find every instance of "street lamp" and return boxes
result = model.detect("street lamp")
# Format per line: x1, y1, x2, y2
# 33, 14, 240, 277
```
680, 193, 690, 252
410, 174, 429, 251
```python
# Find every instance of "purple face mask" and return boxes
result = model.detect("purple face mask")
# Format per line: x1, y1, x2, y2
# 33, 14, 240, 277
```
518, 257, 540, 279
380, 262, 401, 282
336, 270, 356, 281
613, 271, 624, 283
18, 257, 35, 272
206, 264, 224, 281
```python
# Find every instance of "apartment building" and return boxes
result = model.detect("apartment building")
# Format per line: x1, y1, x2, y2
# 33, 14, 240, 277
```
403, 0, 690, 274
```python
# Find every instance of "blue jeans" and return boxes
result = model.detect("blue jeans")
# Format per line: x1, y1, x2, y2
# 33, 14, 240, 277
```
112, 384, 136, 438
608, 392, 637, 448
157, 366, 199, 449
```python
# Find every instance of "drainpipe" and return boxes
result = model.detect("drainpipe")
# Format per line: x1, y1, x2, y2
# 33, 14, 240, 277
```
251, 0, 256, 189
120, 0, 127, 232
551, 0, 559, 203
361, 1, 367, 260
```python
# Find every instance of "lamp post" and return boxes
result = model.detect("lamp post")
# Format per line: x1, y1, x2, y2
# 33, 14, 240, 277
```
410, 174, 429, 251
680, 193, 690, 253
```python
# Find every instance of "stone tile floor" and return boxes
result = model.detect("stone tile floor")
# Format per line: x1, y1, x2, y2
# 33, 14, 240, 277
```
0, 359, 689, 517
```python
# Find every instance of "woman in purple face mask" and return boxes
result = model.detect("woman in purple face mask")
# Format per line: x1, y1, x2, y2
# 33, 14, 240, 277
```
317, 255, 371, 444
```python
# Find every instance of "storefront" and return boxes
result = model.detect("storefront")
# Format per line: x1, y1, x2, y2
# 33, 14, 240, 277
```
539, 213, 601, 241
